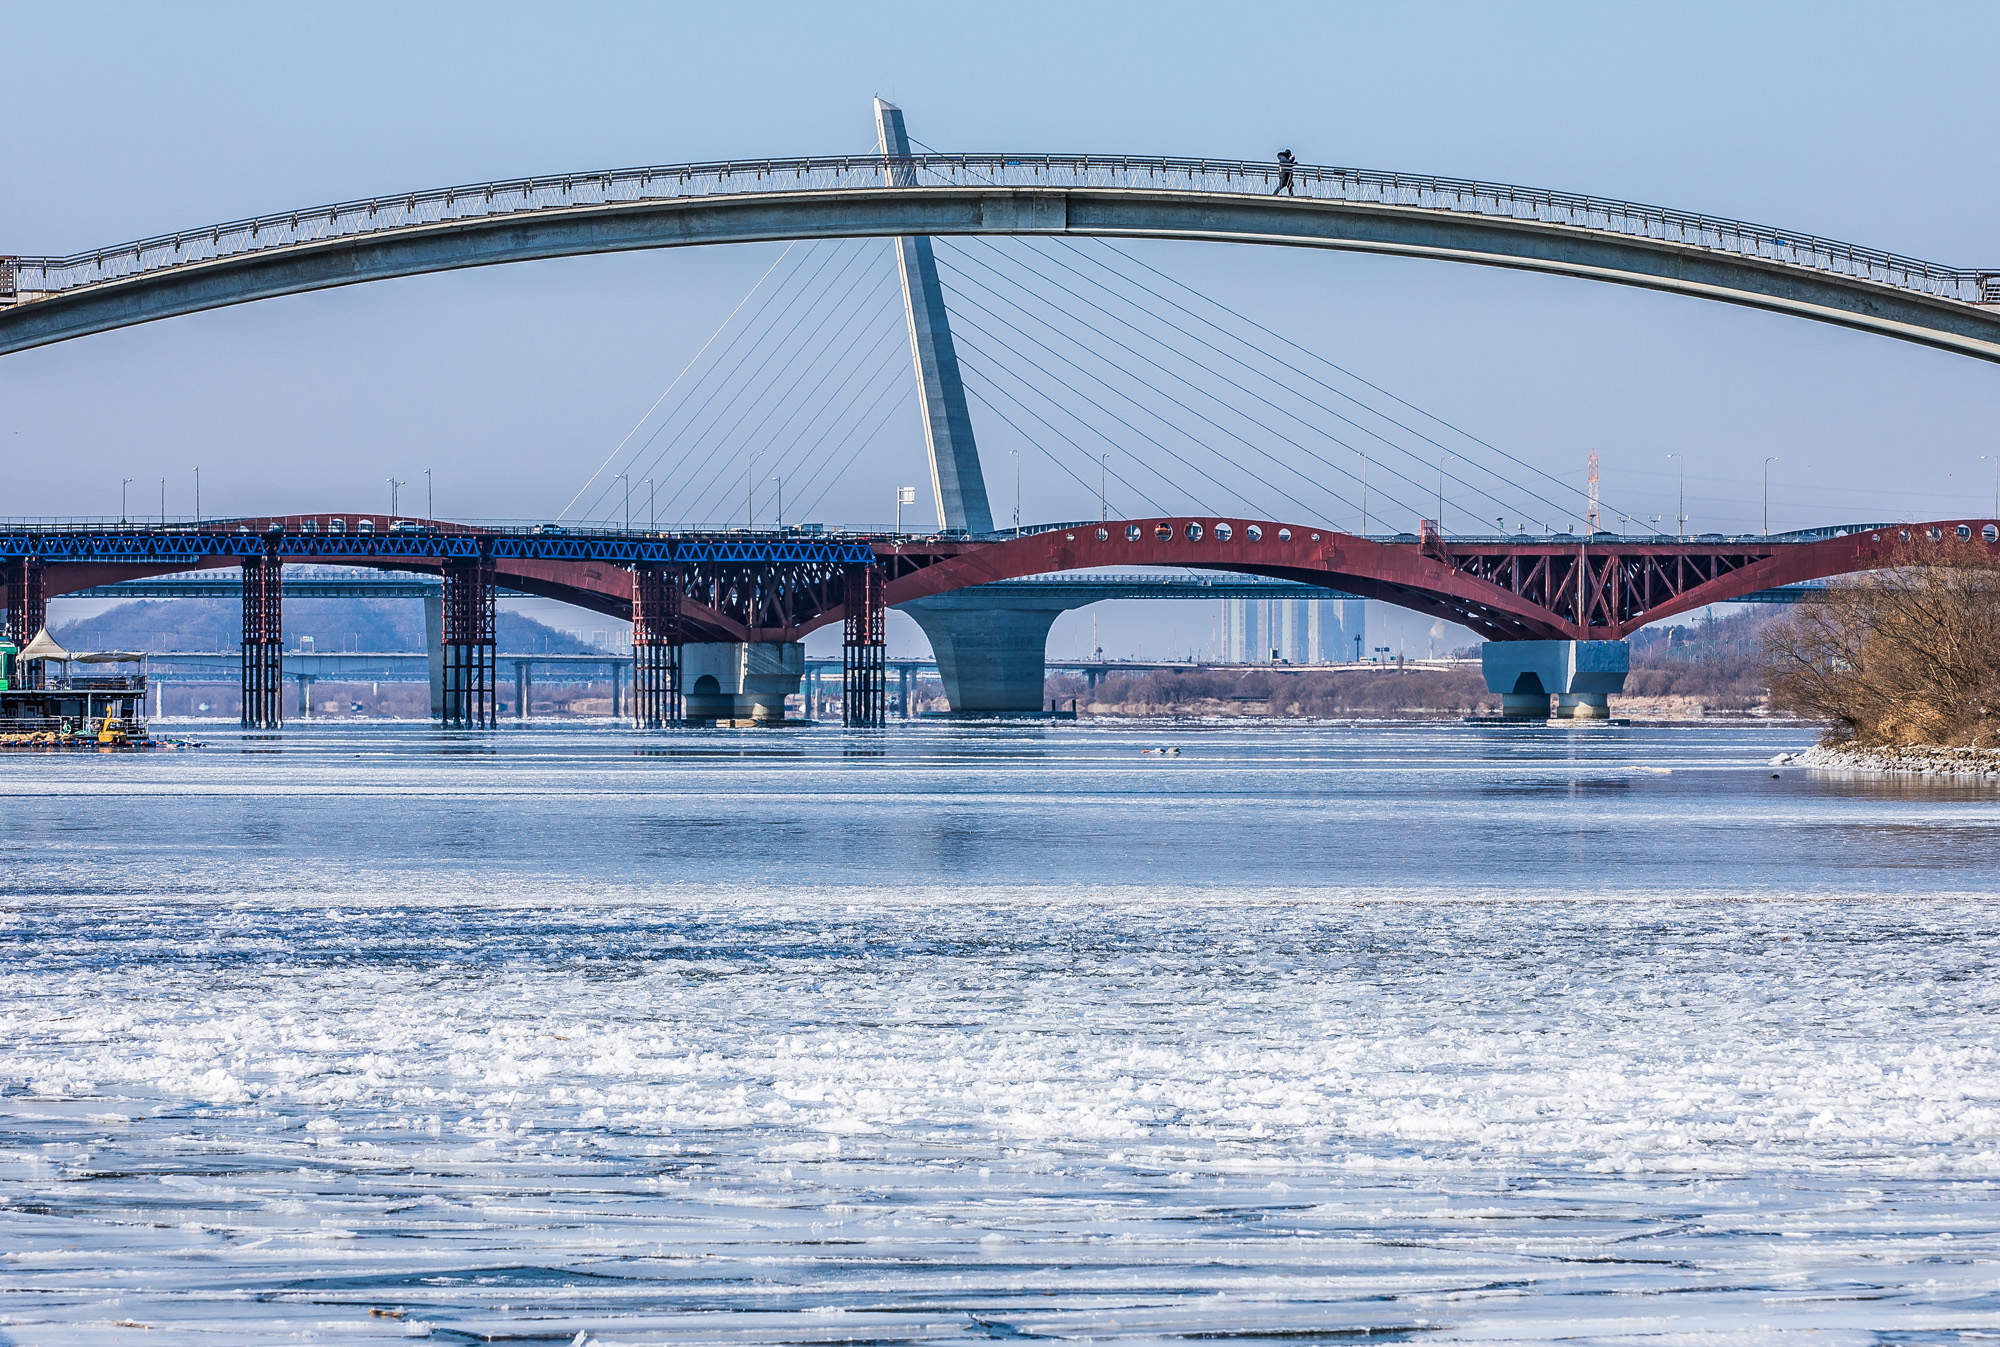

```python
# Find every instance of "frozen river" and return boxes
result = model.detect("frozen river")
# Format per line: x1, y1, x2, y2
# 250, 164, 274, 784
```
2, 721, 1997, 1344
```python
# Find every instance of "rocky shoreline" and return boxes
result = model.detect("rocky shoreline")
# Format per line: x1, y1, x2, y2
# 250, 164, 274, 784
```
1782, 743, 2000, 779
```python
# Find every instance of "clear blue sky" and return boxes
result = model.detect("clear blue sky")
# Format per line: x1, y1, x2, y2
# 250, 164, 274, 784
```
6, 1, 1997, 654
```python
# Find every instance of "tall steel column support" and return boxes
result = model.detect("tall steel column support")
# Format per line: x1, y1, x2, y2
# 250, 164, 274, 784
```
630, 565, 682, 728
441, 558, 496, 728
843, 565, 886, 727
874, 99, 994, 534
240, 554, 283, 729
3, 557, 46, 689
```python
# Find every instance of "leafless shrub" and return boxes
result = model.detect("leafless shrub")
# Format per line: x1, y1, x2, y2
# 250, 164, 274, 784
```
1762, 542, 2000, 747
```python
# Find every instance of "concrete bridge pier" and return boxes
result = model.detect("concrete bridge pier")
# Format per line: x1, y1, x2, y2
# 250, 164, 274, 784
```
682, 642, 805, 723
1481, 640, 1629, 721
899, 592, 1069, 714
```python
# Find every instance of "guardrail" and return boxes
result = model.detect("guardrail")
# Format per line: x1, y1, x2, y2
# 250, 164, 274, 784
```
3, 153, 1991, 309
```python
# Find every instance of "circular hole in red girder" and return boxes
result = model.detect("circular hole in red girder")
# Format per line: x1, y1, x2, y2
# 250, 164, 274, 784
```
1096, 527, 1109, 541
1154, 524, 1173, 541
1278, 528, 1292, 542
1213, 522, 1233, 541
1185, 522, 1203, 541
1986, 524, 1999, 543
1125, 524, 1142, 541
1246, 524, 1263, 541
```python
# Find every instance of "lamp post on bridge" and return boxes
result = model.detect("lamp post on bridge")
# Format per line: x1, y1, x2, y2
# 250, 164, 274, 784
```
425, 468, 432, 520
896, 485, 916, 533
120, 477, 132, 523
388, 477, 405, 516
1763, 456, 1777, 539
1010, 450, 1020, 536
1667, 453, 1685, 541
771, 475, 782, 529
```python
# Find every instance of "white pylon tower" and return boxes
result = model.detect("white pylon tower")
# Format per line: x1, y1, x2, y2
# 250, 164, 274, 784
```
1586, 450, 1601, 535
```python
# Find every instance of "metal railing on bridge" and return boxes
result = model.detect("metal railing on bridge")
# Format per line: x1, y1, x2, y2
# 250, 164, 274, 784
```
4, 153, 1992, 310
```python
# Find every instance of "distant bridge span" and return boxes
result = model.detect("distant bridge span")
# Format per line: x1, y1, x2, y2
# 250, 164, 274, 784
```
14, 514, 2000, 645
5, 153, 2000, 359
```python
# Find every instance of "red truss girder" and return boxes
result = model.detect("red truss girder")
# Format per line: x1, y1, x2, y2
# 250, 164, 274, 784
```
24, 516, 2000, 644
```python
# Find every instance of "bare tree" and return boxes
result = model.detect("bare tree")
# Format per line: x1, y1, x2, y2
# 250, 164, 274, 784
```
1763, 542, 2000, 746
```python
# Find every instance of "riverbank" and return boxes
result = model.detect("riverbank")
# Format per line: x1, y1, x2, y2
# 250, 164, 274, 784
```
1788, 743, 2000, 778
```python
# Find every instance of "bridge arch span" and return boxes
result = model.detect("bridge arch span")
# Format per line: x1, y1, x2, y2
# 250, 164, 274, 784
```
4, 154, 1998, 360
23, 514, 2000, 651
849, 516, 2000, 642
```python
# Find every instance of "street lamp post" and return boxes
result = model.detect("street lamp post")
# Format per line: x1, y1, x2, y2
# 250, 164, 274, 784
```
120, 477, 133, 523
1763, 456, 1778, 539
1099, 454, 1108, 523
425, 468, 433, 520
193, 466, 200, 524
388, 477, 404, 516
1667, 453, 1685, 540
771, 475, 782, 528
1010, 450, 1020, 536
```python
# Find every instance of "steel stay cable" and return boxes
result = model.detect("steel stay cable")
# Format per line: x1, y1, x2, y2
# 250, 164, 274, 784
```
1001, 238, 1551, 528
683, 304, 908, 524
956, 373, 1169, 517
1060, 241, 1591, 527
558, 241, 796, 521
951, 329, 1187, 513
973, 236, 1523, 526
780, 341, 928, 509
575, 239, 840, 522
703, 296, 907, 510
663, 240, 879, 521
958, 383, 1131, 509
655, 238, 873, 517
944, 315, 1251, 517
942, 244, 1406, 525
938, 270, 1344, 523
675, 252, 902, 522
1078, 237, 1630, 524
791, 383, 921, 523
584, 238, 844, 519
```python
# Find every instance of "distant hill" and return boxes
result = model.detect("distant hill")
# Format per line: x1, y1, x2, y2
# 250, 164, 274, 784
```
53, 598, 615, 656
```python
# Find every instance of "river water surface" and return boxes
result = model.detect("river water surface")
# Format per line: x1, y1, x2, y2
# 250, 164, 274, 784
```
2, 721, 1997, 1344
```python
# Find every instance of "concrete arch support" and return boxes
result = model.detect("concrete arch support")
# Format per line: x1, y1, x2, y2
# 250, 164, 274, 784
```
7, 189, 2000, 361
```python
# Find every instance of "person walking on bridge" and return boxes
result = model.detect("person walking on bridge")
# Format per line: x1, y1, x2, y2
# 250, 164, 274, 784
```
1273, 149, 1297, 196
